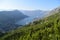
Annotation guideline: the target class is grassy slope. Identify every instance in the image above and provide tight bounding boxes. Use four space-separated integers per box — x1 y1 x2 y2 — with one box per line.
0 11 60 40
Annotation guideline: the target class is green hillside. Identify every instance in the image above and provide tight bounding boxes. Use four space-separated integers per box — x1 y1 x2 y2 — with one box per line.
0 8 60 40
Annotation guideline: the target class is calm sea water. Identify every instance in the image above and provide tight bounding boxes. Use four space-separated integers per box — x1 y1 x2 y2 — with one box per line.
16 15 44 25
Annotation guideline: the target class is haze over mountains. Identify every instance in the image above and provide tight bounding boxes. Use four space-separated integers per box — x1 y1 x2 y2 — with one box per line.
21 10 48 18
0 9 48 32
16 10 48 25
0 6 60 32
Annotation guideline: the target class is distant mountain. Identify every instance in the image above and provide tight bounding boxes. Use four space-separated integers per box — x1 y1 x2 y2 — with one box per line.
21 10 48 18
0 10 28 32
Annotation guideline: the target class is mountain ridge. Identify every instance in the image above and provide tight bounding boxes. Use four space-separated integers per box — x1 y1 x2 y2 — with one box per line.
0 10 28 32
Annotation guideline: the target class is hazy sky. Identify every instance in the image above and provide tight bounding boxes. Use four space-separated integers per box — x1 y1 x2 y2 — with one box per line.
0 0 60 11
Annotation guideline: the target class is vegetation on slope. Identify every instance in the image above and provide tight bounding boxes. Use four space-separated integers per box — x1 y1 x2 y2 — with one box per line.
0 8 60 40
